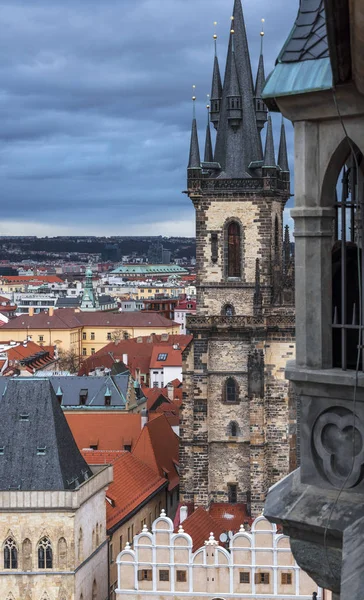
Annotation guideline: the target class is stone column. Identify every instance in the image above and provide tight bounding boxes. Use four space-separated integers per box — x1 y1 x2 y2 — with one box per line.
292 120 335 369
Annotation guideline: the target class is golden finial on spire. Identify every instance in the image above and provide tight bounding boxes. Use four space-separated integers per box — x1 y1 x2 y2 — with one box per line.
213 21 217 40
230 15 235 34
206 94 210 110
260 18 265 53
192 84 196 102
260 18 265 36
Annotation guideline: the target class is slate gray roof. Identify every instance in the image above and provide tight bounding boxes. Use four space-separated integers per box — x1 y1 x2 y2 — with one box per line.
213 0 262 177
50 373 128 408
278 0 329 63
263 115 276 167
0 379 93 491
56 296 81 308
278 120 289 171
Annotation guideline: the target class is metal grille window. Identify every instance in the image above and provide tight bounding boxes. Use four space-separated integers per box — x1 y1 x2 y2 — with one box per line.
227 221 241 278
332 152 363 369
240 571 250 584
159 569 170 581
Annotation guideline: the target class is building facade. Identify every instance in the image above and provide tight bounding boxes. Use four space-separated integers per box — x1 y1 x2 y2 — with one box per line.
116 513 321 599
0 378 112 600
181 0 295 517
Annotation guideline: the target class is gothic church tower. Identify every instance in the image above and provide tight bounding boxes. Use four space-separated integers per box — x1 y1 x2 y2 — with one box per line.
181 0 295 517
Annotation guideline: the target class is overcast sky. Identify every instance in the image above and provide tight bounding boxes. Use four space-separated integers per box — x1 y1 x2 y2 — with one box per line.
0 0 298 237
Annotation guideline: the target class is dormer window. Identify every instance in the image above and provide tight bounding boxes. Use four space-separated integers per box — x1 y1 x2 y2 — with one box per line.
19 414 29 422
157 353 168 361
37 446 47 456
79 389 88 405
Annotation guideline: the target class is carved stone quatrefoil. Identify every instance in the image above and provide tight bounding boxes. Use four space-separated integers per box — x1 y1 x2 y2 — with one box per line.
312 409 364 488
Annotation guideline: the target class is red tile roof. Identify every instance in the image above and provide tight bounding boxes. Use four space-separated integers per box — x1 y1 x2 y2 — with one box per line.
79 334 192 377
149 345 183 369
179 507 225 552
133 414 179 491
65 413 142 451
142 387 170 411
176 503 250 552
0 275 63 283
83 449 167 530
2 309 180 331
208 503 250 533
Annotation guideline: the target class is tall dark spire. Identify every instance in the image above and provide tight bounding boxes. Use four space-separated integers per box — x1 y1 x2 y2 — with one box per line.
214 0 262 177
204 104 213 163
210 55 223 130
278 118 289 172
254 23 268 135
263 115 276 168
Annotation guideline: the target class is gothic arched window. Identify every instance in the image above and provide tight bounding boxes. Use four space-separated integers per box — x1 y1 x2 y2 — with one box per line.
92 580 97 600
224 378 238 404
4 537 17 569
227 221 241 278
230 421 238 437
38 537 52 569
222 304 234 317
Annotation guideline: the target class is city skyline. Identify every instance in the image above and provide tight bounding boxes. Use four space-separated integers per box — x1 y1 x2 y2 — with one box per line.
1 0 298 236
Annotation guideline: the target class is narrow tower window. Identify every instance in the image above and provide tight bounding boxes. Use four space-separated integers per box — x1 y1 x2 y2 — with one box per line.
224 377 238 403
227 221 241 278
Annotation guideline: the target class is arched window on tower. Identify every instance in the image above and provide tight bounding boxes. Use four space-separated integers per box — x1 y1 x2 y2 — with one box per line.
4 537 17 569
332 148 363 369
227 221 241 278
229 421 239 437
224 377 238 404
38 537 52 569
222 304 234 317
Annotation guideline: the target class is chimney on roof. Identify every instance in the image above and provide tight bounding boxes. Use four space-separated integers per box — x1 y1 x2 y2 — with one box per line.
180 505 188 524
49 306 54 317
167 383 174 401
28 307 34 317
122 353 128 366
141 408 148 429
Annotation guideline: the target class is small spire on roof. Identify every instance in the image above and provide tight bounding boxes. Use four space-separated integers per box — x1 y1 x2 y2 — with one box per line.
142 524 148 533
160 508 166 517
210 23 223 131
204 96 213 163
188 87 201 170
239 524 245 532
263 115 276 168
278 117 289 172
178 524 185 533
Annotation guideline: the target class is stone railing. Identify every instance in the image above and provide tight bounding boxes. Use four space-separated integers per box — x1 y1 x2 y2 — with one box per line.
186 314 295 329
187 177 290 195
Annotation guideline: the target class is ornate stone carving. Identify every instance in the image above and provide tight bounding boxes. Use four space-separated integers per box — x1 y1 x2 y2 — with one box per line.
248 349 264 397
312 408 364 488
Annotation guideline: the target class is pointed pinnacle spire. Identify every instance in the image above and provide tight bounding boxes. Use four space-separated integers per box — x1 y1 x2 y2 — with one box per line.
211 56 223 102
204 102 213 163
255 53 265 99
188 116 201 169
263 115 276 167
278 118 289 172
226 34 241 98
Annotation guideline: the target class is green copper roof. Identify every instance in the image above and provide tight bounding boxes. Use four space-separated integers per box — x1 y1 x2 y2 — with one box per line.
111 264 189 275
262 57 332 99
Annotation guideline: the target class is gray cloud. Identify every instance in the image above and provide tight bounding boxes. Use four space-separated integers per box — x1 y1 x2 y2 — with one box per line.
0 0 298 235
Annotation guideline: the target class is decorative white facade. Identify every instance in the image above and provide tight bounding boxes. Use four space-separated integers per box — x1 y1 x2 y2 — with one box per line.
116 512 322 599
